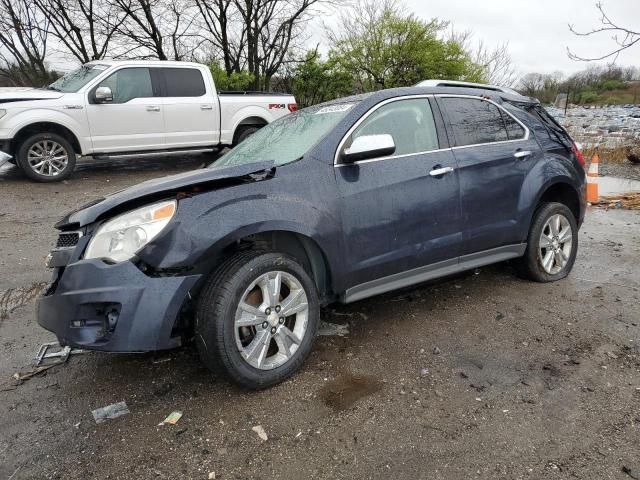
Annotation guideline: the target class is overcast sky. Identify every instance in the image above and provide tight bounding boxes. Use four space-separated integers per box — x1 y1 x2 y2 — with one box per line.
317 0 640 77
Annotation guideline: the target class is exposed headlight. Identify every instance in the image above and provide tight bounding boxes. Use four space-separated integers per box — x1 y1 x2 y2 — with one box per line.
0 109 6 120
84 200 176 263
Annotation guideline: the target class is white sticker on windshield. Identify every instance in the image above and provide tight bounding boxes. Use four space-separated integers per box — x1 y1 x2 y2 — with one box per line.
316 104 355 115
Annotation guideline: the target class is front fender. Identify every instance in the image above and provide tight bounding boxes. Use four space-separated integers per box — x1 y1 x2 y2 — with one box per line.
138 182 343 288
5 108 90 153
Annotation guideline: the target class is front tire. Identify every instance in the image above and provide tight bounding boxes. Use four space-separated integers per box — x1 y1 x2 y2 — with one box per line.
516 202 578 282
16 133 76 182
195 250 320 389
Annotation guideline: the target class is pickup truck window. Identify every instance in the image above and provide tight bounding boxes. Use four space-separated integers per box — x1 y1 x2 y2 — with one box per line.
214 103 355 168
162 68 206 97
97 68 154 104
349 99 439 156
48 64 108 93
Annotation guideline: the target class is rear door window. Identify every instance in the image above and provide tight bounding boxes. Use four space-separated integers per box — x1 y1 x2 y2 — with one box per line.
501 111 526 140
440 97 511 147
348 98 439 157
162 68 206 97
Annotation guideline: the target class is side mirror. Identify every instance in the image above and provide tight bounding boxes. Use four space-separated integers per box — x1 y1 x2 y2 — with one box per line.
341 134 396 163
95 86 113 103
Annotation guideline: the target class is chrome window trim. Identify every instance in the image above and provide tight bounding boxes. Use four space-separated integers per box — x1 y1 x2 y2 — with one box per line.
333 94 441 166
435 94 530 149
333 93 531 167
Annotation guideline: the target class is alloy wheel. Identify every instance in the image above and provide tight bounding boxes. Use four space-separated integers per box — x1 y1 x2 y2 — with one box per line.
27 140 69 177
234 270 309 370
538 213 573 275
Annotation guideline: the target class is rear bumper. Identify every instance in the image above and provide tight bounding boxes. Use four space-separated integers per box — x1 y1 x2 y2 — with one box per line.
36 259 201 352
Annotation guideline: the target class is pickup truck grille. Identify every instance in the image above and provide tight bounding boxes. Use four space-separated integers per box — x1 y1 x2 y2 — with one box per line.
56 231 82 248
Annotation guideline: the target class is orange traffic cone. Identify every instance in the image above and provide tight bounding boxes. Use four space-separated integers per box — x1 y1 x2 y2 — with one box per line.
586 153 599 203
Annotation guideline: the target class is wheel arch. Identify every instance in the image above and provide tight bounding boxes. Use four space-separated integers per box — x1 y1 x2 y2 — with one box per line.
536 182 582 223
232 115 268 143
204 229 335 304
11 121 83 156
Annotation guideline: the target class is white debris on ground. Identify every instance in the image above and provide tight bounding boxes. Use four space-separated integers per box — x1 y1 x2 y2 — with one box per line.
252 425 268 441
318 321 350 337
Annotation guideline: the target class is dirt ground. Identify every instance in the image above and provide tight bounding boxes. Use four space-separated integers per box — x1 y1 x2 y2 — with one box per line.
1 157 639 480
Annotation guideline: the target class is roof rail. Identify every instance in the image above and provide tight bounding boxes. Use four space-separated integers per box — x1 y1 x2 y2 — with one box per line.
416 79 521 97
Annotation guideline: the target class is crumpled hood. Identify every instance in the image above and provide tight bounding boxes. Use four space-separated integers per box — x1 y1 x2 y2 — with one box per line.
0 87 64 103
56 160 275 229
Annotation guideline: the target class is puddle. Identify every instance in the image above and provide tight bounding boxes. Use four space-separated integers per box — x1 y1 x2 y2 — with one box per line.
598 176 640 196
0 283 47 320
320 374 382 411
318 321 350 337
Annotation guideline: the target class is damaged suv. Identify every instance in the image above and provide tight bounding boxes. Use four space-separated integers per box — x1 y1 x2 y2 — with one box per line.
37 84 586 389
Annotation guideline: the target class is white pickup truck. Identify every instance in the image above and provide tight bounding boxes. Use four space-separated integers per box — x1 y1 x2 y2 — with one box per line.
0 60 297 182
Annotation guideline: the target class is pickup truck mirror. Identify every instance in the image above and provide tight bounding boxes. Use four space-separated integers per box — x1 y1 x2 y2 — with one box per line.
95 86 113 103
341 134 396 163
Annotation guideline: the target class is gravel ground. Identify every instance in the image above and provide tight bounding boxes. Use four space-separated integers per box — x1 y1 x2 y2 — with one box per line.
1 157 639 480
599 159 640 181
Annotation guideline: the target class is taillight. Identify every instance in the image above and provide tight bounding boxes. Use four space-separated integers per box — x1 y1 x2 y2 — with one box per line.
572 142 585 168
287 103 298 113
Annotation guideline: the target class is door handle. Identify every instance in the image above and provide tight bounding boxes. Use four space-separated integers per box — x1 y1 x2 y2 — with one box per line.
200 105 213 110
146 106 161 112
514 150 532 159
429 166 454 177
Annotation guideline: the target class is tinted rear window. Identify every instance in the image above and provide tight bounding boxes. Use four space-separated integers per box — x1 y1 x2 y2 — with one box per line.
441 97 509 146
162 68 206 97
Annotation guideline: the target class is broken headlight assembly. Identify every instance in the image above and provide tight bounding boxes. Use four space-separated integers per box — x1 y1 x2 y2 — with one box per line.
84 200 176 263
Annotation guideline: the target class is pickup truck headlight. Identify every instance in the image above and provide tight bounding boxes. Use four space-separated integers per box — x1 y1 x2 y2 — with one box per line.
0 109 6 120
84 200 176 263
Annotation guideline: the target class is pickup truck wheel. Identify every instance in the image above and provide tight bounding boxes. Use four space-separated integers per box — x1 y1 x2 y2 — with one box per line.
233 126 259 146
16 133 76 182
516 202 578 282
195 250 319 389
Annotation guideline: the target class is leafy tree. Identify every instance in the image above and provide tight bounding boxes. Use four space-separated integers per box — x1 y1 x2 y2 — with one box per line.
286 50 354 107
209 63 255 91
327 0 480 92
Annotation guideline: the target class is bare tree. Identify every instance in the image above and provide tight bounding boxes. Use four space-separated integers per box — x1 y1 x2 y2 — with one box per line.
112 0 202 60
33 0 128 63
450 30 518 87
235 0 324 90
471 41 518 87
0 0 57 86
194 0 245 74
568 1 640 62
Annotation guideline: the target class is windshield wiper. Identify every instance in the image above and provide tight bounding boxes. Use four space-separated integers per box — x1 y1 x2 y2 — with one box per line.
47 86 61 91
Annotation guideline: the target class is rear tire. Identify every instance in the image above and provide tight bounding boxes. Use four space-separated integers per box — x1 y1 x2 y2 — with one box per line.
233 126 260 146
516 202 578 282
16 132 76 182
195 250 319 389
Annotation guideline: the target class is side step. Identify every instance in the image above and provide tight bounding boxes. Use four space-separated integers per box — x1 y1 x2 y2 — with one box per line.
91 147 219 160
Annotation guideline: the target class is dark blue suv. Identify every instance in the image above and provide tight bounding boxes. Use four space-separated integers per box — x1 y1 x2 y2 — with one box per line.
37 85 586 388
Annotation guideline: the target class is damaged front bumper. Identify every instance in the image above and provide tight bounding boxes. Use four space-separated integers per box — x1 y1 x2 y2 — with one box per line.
36 259 201 352
0 149 12 168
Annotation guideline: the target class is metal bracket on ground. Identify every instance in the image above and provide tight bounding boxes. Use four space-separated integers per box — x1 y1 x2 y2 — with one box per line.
34 342 87 366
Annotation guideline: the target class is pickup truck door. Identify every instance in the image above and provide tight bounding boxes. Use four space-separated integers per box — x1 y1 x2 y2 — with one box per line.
336 97 462 295
86 67 165 152
436 96 540 255
159 67 221 148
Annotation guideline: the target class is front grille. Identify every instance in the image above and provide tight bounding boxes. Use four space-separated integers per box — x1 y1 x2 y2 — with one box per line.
56 232 81 248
